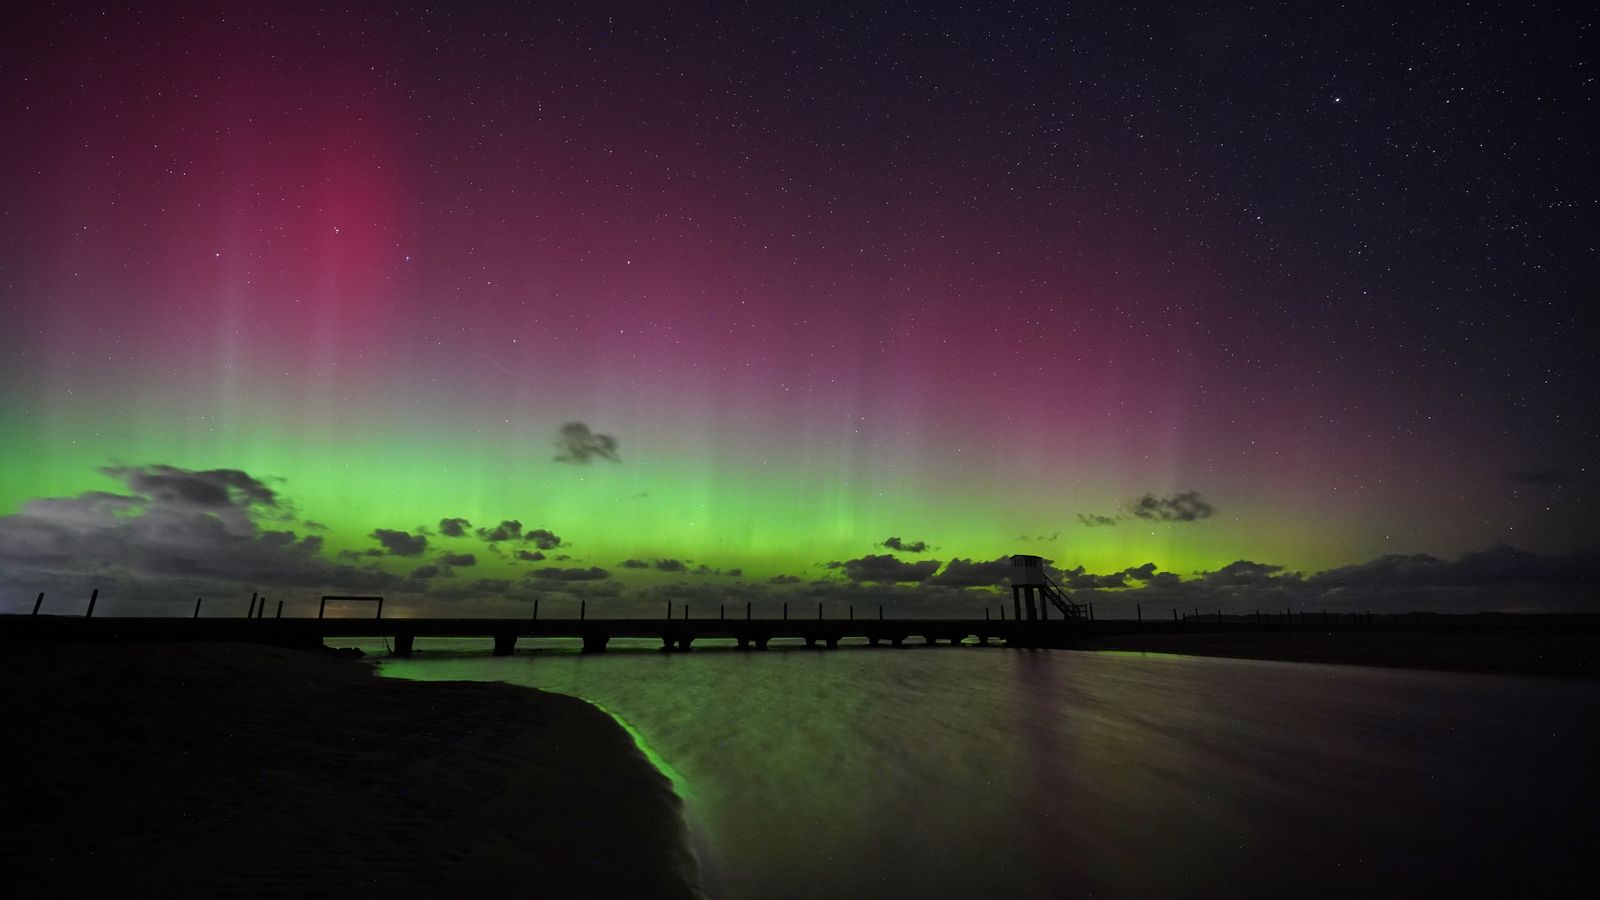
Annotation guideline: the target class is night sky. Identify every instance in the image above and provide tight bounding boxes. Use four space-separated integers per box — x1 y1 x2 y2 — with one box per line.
2 2 1594 614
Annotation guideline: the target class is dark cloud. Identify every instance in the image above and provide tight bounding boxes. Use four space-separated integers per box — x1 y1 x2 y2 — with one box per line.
882 536 929 553
553 422 621 464
101 464 277 509
1066 545 1600 613
618 559 650 569
477 519 522 542
831 554 940 584
1016 531 1061 542
530 566 611 581
515 549 546 562
370 528 427 557
1130 491 1215 523
1077 514 1119 527
653 558 687 572
691 564 742 577
1123 562 1159 581
524 528 561 550
439 552 477 567
438 517 471 537
927 557 1013 587
1506 467 1580 486
302 520 329 532
1200 560 1285 587
0 465 401 602
1060 566 1128 589
769 575 803 584
408 564 444 580
1307 544 1593 589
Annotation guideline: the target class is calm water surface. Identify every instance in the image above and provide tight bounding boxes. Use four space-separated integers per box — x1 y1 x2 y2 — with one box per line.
375 640 1599 898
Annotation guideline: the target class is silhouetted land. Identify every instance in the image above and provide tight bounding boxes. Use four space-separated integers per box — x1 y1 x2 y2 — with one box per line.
0 643 699 898
1075 614 1600 678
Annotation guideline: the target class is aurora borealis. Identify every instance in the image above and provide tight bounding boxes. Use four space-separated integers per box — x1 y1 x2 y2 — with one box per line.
2 2 1594 614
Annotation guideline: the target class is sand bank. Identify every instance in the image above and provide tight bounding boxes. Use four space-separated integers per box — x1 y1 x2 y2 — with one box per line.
0 642 700 898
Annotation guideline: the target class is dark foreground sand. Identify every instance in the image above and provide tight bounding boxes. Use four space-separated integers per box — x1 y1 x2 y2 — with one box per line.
0 642 700 898
1076 630 1599 678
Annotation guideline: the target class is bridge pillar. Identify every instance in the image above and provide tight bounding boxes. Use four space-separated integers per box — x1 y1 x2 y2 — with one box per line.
736 635 751 650
676 635 694 652
754 635 770 650
660 634 676 652
825 636 840 649
581 632 609 654
804 634 819 648
493 633 516 656
392 633 415 658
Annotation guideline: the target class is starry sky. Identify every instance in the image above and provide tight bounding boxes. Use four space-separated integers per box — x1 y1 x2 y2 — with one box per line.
1 1 1594 614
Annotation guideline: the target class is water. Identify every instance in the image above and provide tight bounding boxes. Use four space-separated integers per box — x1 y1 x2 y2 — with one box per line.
374 639 1600 898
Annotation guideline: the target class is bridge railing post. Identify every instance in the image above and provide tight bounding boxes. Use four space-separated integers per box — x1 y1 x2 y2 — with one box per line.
33 592 44 616
85 589 99 619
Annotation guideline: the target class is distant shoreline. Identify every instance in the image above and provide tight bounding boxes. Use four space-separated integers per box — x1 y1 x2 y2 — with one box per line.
0 642 701 898
1073 630 1599 678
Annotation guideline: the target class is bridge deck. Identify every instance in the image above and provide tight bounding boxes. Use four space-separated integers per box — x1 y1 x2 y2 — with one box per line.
1 612 1399 655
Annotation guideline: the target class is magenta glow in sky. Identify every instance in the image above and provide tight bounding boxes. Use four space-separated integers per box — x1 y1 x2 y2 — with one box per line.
1 2 1594 613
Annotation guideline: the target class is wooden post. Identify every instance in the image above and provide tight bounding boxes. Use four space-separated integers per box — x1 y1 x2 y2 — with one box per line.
247 593 257 618
985 608 990 621
783 602 788 620
685 604 690 620
259 597 267 619
1000 606 1006 621
1090 603 1095 621
849 605 854 620
534 598 540 620
194 597 202 618
1136 603 1142 622
878 605 884 621
1173 608 1178 621
720 603 725 620
667 601 672 620
375 597 382 619
85 588 99 618
818 602 822 620
581 600 586 620
276 600 283 618
32 592 44 616
318 596 327 618
746 601 752 620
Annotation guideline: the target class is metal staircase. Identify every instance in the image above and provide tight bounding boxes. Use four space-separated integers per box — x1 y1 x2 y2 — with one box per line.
1040 573 1086 619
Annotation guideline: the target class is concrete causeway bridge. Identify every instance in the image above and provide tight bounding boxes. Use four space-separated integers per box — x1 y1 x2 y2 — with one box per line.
2 609 1084 655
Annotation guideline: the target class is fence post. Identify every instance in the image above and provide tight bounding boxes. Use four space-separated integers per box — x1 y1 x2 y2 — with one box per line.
747 601 752 620
32 592 44 616
1136 603 1141 622
276 600 283 618
194 597 202 618
581 600 586 620
85 589 99 618
783 602 788 620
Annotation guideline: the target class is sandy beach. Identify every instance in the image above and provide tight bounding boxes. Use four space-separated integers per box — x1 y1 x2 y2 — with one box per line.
0 642 700 898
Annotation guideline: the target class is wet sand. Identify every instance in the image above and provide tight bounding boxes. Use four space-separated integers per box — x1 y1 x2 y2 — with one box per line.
1076 629 1600 678
0 642 700 898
